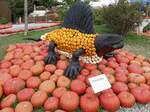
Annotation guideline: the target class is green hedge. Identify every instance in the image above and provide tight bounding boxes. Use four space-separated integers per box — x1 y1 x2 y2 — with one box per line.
0 17 8 24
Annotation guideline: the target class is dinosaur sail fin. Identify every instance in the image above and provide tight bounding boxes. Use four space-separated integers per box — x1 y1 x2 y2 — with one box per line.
62 1 95 34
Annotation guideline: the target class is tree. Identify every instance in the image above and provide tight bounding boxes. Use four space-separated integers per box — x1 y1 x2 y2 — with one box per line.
39 0 62 9
100 0 142 36
63 0 98 6
7 0 33 23
24 0 28 36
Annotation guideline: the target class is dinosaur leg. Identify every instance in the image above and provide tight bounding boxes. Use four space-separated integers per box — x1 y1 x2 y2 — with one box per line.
64 48 84 79
104 51 117 59
44 41 58 64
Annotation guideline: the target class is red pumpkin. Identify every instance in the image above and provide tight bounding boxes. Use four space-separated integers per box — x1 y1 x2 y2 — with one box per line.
7 45 16 52
112 82 129 94
30 64 44 75
18 70 32 81
15 101 33 112
57 76 71 88
17 88 34 101
22 55 31 61
0 72 12 85
77 75 86 82
9 65 21 77
56 60 68 70
21 60 34 70
70 79 86 95
120 63 128 68
143 72 150 81
1 94 16 108
102 67 115 75
0 107 14 112
128 83 137 90
52 87 67 98
40 72 51 81
0 84 3 98
115 73 128 83
106 75 116 84
50 74 59 82
140 83 150 90
131 86 150 104
5 50 14 59
11 59 23 65
60 91 79 111
4 78 25 95
99 59 108 65
34 55 44 61
39 80 56 93
80 94 99 112
98 64 106 71
116 55 129 64
108 61 119 69
128 64 144 74
99 92 120 112
45 64 56 73
31 90 48 107
54 69 64 76
115 67 128 75
1 61 12 69
128 73 146 84
26 77 41 89
80 69 90 76
55 109 66 112
118 91 135 108
90 69 101 75
84 64 97 71
44 97 59 111
85 87 94 94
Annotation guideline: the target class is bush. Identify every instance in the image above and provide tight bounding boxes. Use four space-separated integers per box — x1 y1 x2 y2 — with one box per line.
56 6 68 21
143 23 150 32
93 8 103 25
100 0 142 35
0 18 8 24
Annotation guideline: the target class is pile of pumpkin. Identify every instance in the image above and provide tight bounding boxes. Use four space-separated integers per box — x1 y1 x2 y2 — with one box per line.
0 41 150 112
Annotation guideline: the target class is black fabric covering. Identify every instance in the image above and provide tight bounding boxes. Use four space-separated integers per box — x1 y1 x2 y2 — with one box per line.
62 1 95 34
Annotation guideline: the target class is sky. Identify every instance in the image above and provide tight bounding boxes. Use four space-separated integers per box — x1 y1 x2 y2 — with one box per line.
90 0 119 7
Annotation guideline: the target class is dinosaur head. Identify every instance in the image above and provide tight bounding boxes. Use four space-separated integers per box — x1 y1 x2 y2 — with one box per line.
95 34 124 57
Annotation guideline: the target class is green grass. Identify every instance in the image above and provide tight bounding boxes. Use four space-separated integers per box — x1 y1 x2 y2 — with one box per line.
0 25 150 60
95 25 150 57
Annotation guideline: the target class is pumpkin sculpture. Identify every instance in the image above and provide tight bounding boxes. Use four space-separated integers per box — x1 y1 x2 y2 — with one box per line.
29 1 124 79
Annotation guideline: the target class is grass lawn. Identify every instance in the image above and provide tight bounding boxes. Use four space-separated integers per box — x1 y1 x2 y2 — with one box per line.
0 25 150 60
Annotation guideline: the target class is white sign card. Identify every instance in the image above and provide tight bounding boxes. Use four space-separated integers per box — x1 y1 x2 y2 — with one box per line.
89 74 111 93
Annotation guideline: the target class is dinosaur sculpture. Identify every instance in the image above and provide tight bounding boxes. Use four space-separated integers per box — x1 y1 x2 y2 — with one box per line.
33 1 124 79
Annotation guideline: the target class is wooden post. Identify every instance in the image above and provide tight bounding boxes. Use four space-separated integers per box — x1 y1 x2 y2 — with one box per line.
24 0 28 36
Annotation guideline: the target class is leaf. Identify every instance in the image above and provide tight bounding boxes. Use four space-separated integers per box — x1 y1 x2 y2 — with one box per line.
12 100 19 109
76 108 82 112
98 107 105 112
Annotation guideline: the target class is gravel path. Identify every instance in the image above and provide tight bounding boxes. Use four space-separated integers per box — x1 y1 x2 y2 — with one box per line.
117 103 150 112
0 23 59 32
